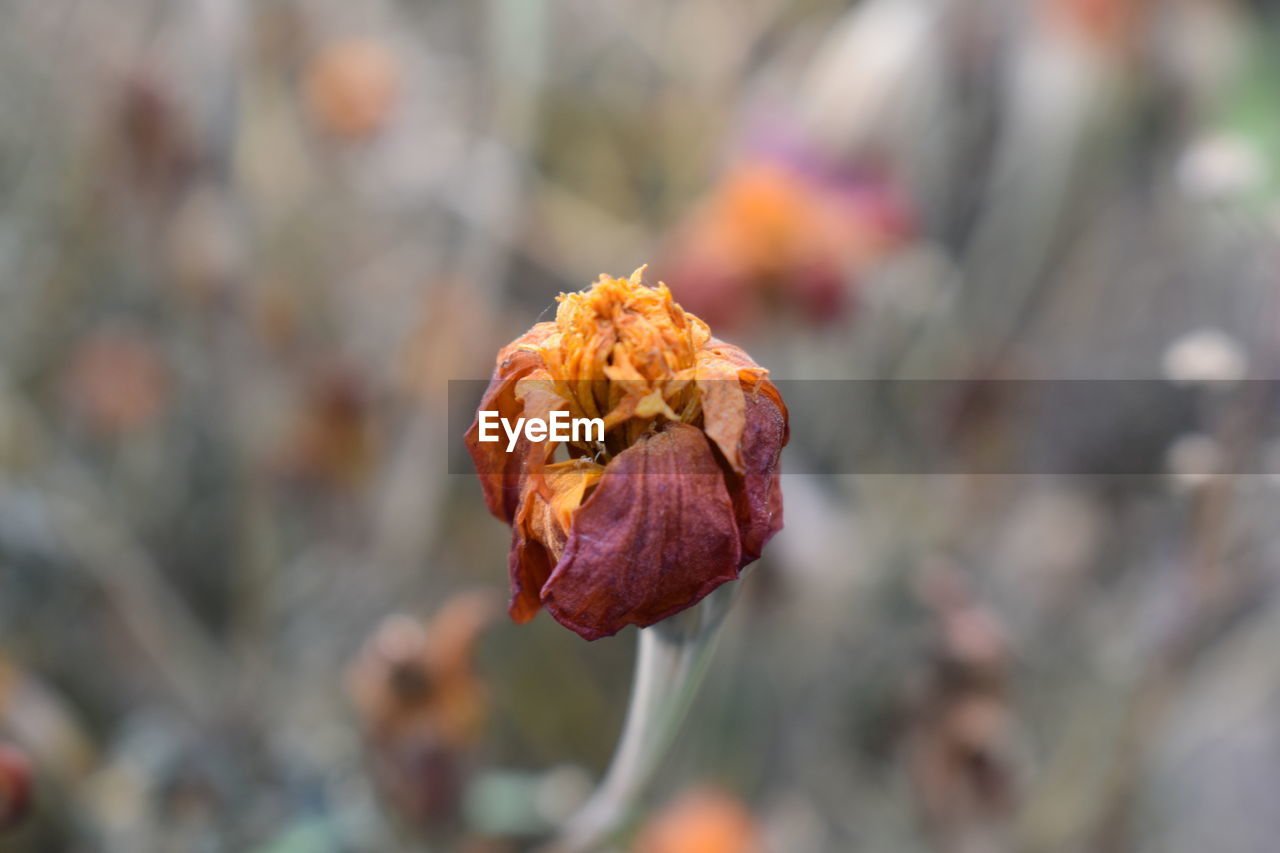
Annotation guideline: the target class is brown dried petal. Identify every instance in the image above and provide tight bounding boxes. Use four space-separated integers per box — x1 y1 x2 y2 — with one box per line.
695 349 747 473
464 323 555 521
508 494 556 623
541 423 741 640
705 338 789 435
508 457 603 623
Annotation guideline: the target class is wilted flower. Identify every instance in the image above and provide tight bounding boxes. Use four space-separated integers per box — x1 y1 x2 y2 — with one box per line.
466 269 789 640
346 593 495 827
659 158 911 332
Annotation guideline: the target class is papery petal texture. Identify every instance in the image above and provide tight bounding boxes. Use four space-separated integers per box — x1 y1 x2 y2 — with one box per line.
731 391 787 565
540 424 742 640
466 271 788 639
465 322 556 522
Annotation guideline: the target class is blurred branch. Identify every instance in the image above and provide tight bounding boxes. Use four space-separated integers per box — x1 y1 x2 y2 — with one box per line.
0 377 230 721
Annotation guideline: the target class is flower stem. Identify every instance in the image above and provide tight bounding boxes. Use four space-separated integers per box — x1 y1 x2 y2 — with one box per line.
549 586 734 852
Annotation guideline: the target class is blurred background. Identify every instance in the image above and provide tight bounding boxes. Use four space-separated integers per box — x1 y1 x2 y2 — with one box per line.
2 0 1280 850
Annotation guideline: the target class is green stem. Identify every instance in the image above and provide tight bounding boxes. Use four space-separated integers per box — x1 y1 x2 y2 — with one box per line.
549 586 733 852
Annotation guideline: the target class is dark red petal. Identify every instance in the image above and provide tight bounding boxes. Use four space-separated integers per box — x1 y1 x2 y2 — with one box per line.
540 423 742 640
730 391 787 566
507 490 556 623
464 325 554 522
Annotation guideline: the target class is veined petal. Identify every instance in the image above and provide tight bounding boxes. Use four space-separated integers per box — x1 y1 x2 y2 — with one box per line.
532 460 606 559
729 392 787 566
706 338 783 440
507 459 604 622
703 338 788 431
541 423 741 640
695 349 748 473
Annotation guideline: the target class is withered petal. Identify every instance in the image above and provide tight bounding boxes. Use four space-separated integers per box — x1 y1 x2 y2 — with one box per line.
540 423 742 640
528 460 606 560
729 391 787 566
508 489 556 623
515 372 577 496
464 323 555 522
508 460 604 623
514 373 574 423
705 338 790 440
695 349 747 473
702 337 764 373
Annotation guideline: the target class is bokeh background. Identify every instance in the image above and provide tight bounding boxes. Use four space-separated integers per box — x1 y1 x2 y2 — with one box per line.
2 0 1280 851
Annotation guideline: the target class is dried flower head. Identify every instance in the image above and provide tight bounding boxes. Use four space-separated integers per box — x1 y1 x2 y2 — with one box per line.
466 268 788 640
345 593 495 827
346 593 495 747
661 160 912 331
